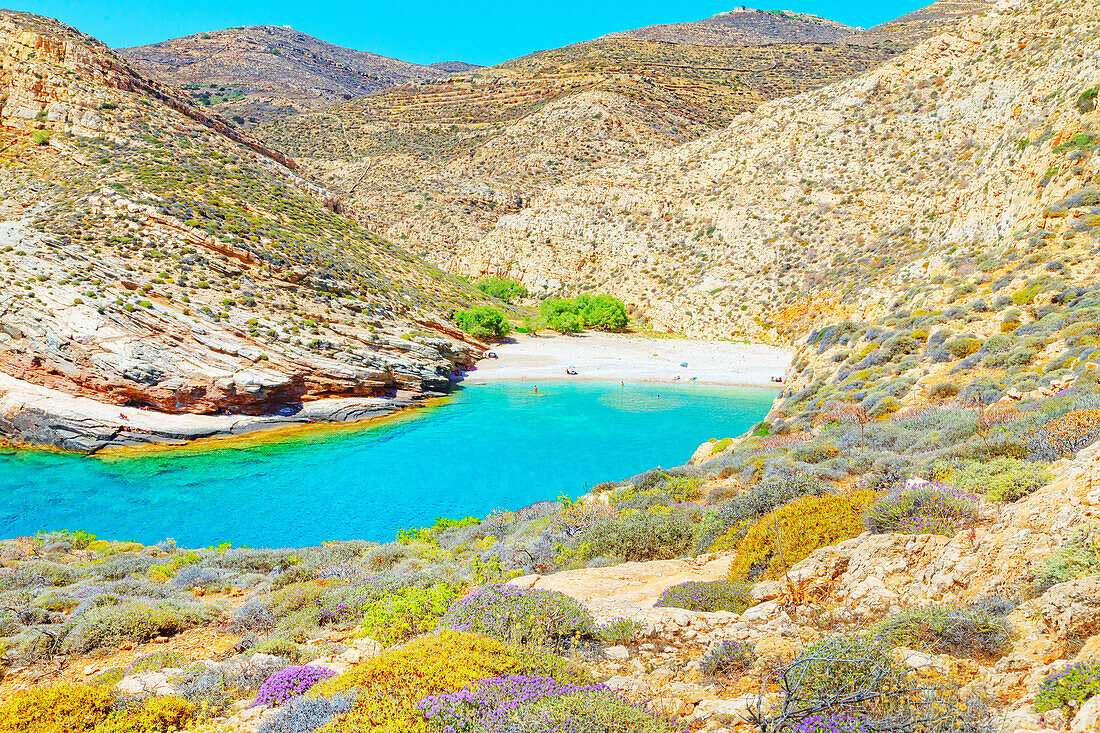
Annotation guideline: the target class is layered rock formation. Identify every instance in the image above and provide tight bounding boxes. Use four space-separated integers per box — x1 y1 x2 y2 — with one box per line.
0 10 488 451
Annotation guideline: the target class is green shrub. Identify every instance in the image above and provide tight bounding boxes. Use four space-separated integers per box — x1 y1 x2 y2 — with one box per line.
1035 661 1100 712
792 634 894 700
0 685 113 733
868 396 901 418
1077 86 1100 114
37 529 97 549
102 696 195 733
360 583 460 644
721 491 874 581
596 618 643 645
33 592 81 612
952 457 1052 502
31 130 51 146
539 298 584 334
790 443 840 463
454 306 511 341
578 509 695 562
271 564 317 590
760 633 990 733
710 438 735 454
654 579 751 613
575 293 628 331
62 599 220 653
1031 521 1100 594
126 650 188 673
254 637 303 661
873 604 1012 658
442 584 597 645
699 639 755 676
538 294 628 333
514 690 679 732
929 382 960 399
946 337 982 358
475 277 528 304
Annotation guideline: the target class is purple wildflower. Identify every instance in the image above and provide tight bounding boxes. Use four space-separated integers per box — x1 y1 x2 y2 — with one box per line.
251 665 335 708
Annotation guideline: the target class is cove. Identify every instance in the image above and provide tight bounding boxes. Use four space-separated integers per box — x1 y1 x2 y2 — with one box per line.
0 381 775 547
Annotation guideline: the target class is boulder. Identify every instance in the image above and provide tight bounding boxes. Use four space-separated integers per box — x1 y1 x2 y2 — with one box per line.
605 645 631 661
1071 695 1100 733
1039 577 1100 644
117 671 178 696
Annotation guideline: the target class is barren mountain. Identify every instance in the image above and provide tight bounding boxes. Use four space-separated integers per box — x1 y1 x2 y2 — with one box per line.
120 25 443 124
261 38 896 265
0 10 488 451
457 0 1100 346
602 7 859 46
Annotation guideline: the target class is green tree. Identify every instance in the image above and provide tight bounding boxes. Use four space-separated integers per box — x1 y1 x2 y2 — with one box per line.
475 277 528 304
576 293 628 331
454 306 511 341
538 298 583 333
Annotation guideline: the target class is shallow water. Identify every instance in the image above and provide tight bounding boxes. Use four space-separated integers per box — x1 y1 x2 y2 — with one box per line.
0 381 774 547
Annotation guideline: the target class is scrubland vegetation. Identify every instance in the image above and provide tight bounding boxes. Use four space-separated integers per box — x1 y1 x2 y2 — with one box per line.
5 342 1099 730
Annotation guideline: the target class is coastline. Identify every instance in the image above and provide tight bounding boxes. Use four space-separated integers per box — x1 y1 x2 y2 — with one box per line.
469 332 792 388
0 334 791 454
0 371 432 455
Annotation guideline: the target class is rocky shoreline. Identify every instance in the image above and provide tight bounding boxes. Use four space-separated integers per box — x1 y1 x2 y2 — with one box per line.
0 371 440 454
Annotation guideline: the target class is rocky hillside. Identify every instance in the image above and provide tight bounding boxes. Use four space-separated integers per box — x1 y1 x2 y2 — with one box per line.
602 7 859 46
456 0 1100 345
261 39 896 266
854 0 995 48
0 10 489 452
120 25 443 124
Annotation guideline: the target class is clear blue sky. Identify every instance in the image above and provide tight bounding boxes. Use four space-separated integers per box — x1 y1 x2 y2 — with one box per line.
9 0 927 66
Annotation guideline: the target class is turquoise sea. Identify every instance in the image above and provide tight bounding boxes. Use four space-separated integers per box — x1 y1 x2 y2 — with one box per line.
0 381 774 548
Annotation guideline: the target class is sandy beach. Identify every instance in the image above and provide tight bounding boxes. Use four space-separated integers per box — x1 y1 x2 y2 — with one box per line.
468 333 792 387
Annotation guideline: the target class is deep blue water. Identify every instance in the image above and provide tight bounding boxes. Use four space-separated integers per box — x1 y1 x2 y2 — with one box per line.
0 381 774 548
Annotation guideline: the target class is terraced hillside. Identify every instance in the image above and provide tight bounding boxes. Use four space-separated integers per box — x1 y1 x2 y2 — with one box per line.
261 39 897 264
0 10 489 451
120 25 444 124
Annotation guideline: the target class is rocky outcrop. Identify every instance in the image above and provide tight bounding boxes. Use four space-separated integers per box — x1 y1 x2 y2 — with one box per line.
0 11 295 168
0 370 425 453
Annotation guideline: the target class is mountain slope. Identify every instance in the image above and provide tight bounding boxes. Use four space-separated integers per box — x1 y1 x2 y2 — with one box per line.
120 25 443 124
456 0 1100 346
854 0 995 47
260 38 896 265
0 10 487 451
602 7 859 46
